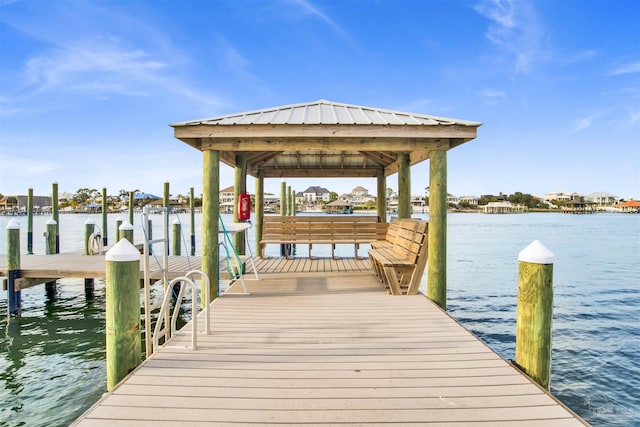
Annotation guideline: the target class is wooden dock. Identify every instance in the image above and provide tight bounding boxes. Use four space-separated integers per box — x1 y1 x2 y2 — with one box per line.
71 270 586 426
0 253 203 290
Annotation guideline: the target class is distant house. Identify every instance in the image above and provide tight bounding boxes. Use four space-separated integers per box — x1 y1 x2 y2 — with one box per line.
585 192 617 206
544 191 578 202
347 186 375 207
562 194 596 213
1 195 52 213
219 186 235 205
615 199 640 213
481 201 526 214
302 186 331 203
459 195 479 206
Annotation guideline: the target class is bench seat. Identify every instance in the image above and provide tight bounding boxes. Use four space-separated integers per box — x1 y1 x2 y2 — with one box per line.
368 218 428 295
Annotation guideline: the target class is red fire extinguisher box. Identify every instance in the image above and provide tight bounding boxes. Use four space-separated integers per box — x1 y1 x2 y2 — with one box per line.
238 193 251 220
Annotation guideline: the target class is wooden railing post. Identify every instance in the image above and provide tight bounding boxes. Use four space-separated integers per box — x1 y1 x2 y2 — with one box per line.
516 240 554 390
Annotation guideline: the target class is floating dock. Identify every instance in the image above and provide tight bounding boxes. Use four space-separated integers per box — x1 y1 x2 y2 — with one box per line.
69 268 586 426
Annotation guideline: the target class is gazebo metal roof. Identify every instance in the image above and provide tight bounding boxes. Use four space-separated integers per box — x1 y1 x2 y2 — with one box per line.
171 99 481 178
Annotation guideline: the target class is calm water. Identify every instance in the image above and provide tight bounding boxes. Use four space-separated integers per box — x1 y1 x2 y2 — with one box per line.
0 212 638 426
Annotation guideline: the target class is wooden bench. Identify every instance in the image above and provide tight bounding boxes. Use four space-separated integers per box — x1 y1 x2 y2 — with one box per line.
368 218 428 295
370 216 399 250
260 216 388 259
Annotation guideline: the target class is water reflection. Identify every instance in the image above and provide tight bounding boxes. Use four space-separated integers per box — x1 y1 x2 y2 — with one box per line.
0 280 106 427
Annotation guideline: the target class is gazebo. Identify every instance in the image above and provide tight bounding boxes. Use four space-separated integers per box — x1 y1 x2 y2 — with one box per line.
171 99 481 308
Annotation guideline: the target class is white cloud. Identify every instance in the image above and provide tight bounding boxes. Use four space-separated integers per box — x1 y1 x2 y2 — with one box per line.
474 0 545 74
480 88 506 105
574 112 602 132
287 0 357 47
610 61 640 76
20 38 166 97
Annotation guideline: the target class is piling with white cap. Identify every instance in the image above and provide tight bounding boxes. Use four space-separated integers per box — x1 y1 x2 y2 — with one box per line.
105 239 141 391
119 221 134 244
516 240 554 390
6 220 21 317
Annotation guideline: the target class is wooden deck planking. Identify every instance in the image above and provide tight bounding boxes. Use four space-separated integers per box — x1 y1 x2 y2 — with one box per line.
0 254 203 290
72 272 585 426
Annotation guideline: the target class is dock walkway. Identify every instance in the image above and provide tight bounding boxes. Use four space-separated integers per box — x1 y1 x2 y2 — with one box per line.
0 253 202 290
72 270 585 426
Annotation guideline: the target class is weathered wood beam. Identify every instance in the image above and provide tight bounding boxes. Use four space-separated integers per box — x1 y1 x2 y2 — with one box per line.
175 124 478 140
197 137 455 152
258 168 381 178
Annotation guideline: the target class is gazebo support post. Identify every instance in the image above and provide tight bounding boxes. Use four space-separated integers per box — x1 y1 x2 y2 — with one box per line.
254 175 264 256
377 170 386 222
233 153 247 254
202 150 220 301
427 149 447 309
398 153 411 218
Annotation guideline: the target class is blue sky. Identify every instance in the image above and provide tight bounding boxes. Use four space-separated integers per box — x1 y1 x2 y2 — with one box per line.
1 0 639 200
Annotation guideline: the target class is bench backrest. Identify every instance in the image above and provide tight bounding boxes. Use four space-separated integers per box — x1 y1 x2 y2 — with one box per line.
394 218 428 295
262 215 387 242
391 219 428 262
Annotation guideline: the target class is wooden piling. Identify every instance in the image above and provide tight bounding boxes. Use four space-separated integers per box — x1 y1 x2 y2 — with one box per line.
45 218 57 294
147 218 153 254
164 182 170 256
120 222 134 244
102 187 108 247
84 219 96 256
427 149 447 310
52 182 59 253
377 170 386 222
398 152 411 218
115 217 123 242
280 181 287 256
234 153 247 255
516 240 554 390
254 176 264 256
45 219 57 255
84 219 95 296
172 219 181 256
6 219 21 318
190 187 196 256
105 239 142 391
27 188 34 254
128 191 134 225
201 151 219 301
